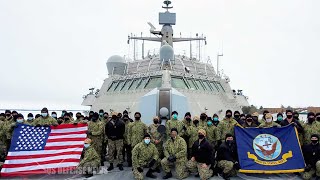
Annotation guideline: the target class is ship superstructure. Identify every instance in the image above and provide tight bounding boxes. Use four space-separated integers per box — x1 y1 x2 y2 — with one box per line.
82 1 249 124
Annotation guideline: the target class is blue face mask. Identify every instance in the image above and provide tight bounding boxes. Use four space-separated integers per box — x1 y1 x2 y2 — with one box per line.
17 119 24 123
51 114 57 118
27 117 33 121
41 113 48 117
61 113 65 117
207 121 213 126
99 113 103 117
172 114 178 120
144 139 150 144
277 116 283 121
213 117 219 121
84 144 90 148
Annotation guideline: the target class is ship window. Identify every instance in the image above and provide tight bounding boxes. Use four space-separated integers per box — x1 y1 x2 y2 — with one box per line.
209 82 218 91
114 81 125 91
121 79 133 91
136 78 148 89
128 79 140 90
186 79 197 90
145 77 162 89
203 81 213 91
171 77 189 89
107 81 119 92
217 82 225 92
195 80 205 91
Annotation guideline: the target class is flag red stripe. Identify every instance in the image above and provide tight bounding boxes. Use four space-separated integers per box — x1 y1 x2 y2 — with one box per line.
46 138 86 143
44 145 84 150
0 166 77 177
50 123 87 129
49 130 87 136
5 151 82 160
2 159 80 168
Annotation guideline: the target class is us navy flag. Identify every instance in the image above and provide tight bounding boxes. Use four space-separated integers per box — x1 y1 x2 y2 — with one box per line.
235 124 305 173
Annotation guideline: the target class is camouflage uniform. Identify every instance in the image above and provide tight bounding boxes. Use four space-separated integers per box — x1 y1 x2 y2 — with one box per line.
3 117 15 150
217 160 237 176
302 163 320 180
185 125 201 150
78 146 100 174
181 119 192 129
0 119 5 161
165 119 185 139
87 121 104 159
123 120 132 165
148 124 164 158
128 120 147 147
199 120 207 128
186 160 213 180
24 120 34 125
258 122 280 128
204 124 219 146
132 141 160 180
217 118 238 140
108 139 123 164
161 135 188 179
31 116 58 126
303 121 320 145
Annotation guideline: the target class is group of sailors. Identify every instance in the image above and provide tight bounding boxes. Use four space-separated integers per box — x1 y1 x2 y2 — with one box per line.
0 108 320 180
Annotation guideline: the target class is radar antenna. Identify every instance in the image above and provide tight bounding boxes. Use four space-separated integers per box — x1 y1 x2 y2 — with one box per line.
162 0 173 11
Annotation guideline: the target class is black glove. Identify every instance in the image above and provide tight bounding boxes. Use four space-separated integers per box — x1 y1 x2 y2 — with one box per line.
87 131 92 135
43 124 49 127
168 155 176 162
273 125 278 128
137 167 143 173
73 122 78 125
305 164 312 172
182 125 187 131
35 124 41 127
233 162 240 170
148 159 156 168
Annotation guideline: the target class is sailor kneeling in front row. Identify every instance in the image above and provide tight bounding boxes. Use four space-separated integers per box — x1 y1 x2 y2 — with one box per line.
302 134 320 180
132 133 159 180
77 138 100 178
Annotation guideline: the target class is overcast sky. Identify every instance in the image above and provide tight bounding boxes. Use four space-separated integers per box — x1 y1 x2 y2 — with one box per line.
0 0 319 110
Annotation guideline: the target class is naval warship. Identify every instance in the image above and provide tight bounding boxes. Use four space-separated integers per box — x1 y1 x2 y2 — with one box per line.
81 0 249 124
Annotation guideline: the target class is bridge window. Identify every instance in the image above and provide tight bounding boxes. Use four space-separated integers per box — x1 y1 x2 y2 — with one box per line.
171 77 189 89
145 77 162 89
209 82 218 91
107 81 119 92
195 80 205 91
186 79 197 90
216 82 225 92
121 79 133 91
128 79 140 90
203 81 213 91
136 78 148 89
114 81 125 91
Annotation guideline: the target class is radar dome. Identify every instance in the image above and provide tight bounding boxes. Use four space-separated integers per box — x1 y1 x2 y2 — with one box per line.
106 55 127 75
160 44 174 62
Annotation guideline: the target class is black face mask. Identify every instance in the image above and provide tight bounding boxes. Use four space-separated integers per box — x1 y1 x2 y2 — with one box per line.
308 118 315 123
92 117 98 122
198 134 205 139
186 117 191 122
226 114 232 118
226 140 234 146
58 120 63 124
311 140 318 145
246 119 253 123
123 114 128 117
294 116 299 119
104 116 108 119
135 117 140 120
64 118 70 121
5 114 10 117
234 115 240 119
252 117 258 121
112 115 117 119
153 120 159 124
287 115 293 119
194 120 199 125
200 116 206 120
123 118 128 121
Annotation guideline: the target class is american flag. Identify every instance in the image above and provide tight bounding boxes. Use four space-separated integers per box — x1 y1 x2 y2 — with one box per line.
1 123 88 177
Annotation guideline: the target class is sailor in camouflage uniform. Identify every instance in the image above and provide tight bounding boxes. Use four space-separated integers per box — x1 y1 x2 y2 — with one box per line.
185 116 202 159
199 113 208 128
148 116 164 159
122 110 133 167
161 128 188 179
165 111 185 139
204 117 219 151
78 138 100 178
3 110 14 153
32 108 58 126
132 134 159 180
0 113 5 162
217 110 239 141
87 112 104 165
303 112 320 145
127 112 147 148
258 113 280 128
